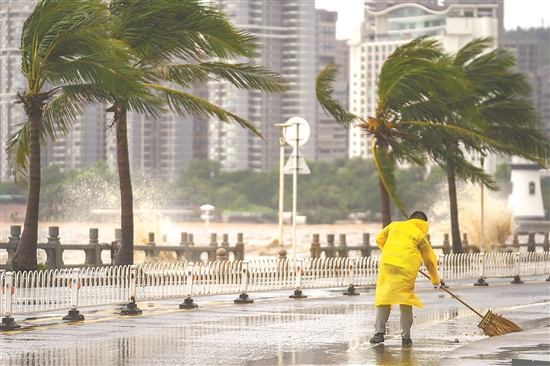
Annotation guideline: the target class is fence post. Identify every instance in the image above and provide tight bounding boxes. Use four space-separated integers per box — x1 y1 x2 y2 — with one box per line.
179 232 188 261
527 232 536 252
339 234 348 257
290 258 307 298
147 232 156 258
510 252 524 284
179 262 198 309
362 233 371 257
6 226 21 267
235 261 253 303
209 233 218 262
63 268 84 321
235 233 244 261
121 265 143 315
443 234 451 255
474 253 489 286
543 232 549 252
0 272 21 330
343 258 360 295
513 233 520 251
46 226 63 269
221 234 230 247
327 234 335 257
311 234 320 258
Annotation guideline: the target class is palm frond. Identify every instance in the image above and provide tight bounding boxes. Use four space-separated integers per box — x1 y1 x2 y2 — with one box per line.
315 63 362 128
150 84 263 138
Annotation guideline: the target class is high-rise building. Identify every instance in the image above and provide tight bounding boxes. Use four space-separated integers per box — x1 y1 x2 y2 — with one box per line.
348 0 501 161
207 0 317 171
0 1 35 181
316 9 350 162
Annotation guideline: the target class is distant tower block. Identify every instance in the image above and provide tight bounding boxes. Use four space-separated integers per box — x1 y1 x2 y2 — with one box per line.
508 157 545 220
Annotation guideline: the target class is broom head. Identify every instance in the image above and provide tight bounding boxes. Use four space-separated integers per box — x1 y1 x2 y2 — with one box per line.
478 310 523 336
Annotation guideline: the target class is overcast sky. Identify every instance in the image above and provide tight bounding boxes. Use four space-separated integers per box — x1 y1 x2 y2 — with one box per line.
315 0 550 39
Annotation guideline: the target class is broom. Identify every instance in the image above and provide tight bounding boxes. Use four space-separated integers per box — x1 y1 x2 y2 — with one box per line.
419 270 523 336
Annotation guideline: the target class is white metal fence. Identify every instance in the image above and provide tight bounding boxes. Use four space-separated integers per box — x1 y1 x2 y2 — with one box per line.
2 252 549 319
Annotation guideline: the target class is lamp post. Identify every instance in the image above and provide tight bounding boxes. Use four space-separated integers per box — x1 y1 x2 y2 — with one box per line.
479 155 485 253
275 123 291 250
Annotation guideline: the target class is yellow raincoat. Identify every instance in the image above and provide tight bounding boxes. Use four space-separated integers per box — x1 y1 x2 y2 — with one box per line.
374 219 440 308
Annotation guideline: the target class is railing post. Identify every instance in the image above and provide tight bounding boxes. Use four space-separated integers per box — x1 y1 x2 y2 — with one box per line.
527 232 536 252
121 264 142 315
46 226 63 269
343 258 359 295
310 233 320 258
543 232 549 252
209 233 218 261
179 232 188 261
235 233 244 261
511 252 524 284
147 232 156 258
290 259 307 298
235 261 253 303
221 233 230 247
86 228 102 267
6 226 21 268
339 234 348 257
63 269 84 321
443 233 451 255
362 233 371 257
0 272 21 330
327 234 335 257
513 233 520 251
474 253 488 286
179 262 197 309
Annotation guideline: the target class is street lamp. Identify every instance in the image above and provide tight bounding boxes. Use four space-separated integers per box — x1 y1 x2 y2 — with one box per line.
274 123 291 250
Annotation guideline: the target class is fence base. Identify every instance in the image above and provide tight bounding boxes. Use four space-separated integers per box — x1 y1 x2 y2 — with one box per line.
234 292 254 304
511 276 524 284
289 289 307 299
179 297 198 309
474 277 489 286
120 301 143 315
0 317 21 331
343 286 360 296
63 309 84 321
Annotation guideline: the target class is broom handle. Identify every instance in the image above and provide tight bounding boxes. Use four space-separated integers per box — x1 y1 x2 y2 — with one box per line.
419 270 484 318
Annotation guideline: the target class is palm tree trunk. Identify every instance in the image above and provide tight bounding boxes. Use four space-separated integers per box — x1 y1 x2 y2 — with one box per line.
379 176 392 227
12 100 42 271
446 162 463 254
113 105 134 265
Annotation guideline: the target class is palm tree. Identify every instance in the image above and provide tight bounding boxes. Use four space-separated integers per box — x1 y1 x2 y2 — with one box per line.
7 0 151 271
354 37 465 227
107 0 288 265
427 38 550 253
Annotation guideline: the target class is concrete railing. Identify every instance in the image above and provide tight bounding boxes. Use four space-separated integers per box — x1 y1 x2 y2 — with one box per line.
0 226 244 270
2 226 548 270
309 232 550 258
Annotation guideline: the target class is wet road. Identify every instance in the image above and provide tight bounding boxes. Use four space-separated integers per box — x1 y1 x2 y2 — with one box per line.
1 276 549 365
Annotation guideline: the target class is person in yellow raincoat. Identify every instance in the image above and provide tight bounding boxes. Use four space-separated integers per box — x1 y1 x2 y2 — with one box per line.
369 211 441 348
